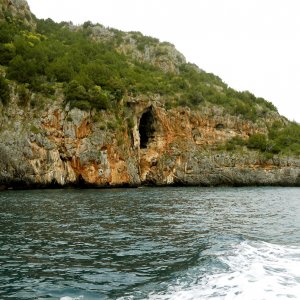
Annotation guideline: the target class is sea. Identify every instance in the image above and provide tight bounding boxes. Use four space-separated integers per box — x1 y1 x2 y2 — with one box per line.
0 187 299 299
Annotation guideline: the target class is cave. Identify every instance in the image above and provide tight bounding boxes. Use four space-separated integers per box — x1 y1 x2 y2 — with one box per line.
139 109 156 149
215 123 225 130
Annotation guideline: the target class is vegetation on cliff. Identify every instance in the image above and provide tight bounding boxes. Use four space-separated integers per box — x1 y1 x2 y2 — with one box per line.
0 0 299 158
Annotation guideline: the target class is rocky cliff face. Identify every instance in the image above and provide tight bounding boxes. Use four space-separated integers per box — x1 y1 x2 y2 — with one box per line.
0 0 35 28
0 1 299 189
1 89 299 189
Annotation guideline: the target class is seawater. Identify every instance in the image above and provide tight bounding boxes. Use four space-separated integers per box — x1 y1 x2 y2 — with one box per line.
0 187 299 300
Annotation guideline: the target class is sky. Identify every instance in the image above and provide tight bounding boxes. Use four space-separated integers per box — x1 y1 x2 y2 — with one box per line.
27 0 300 122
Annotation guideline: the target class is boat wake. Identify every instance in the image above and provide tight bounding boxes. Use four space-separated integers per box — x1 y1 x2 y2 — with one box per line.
148 240 300 300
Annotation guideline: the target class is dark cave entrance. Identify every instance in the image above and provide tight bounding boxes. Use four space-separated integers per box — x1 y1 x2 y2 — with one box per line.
139 109 156 149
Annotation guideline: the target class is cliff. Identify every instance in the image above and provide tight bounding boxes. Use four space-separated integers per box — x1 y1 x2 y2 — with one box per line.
1 90 299 188
0 0 34 28
0 1 299 189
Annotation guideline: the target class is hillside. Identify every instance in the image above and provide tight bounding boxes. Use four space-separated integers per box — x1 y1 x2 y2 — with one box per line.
0 0 299 188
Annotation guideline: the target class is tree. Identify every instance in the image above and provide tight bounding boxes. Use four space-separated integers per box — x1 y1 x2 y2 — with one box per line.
65 80 91 110
0 23 17 43
46 56 75 82
7 55 38 83
0 43 16 65
65 80 88 101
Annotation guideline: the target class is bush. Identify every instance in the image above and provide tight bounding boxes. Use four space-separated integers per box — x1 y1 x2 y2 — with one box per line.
266 121 300 156
70 100 91 110
107 121 117 130
46 56 75 82
18 84 31 106
0 76 10 105
0 16 286 121
65 81 111 111
187 89 204 106
273 123 300 154
225 136 246 151
7 55 38 83
247 133 267 151
88 86 109 110
65 80 87 102
0 43 16 64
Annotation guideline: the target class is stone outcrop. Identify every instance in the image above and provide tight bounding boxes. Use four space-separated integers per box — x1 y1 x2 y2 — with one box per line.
86 25 186 74
0 91 299 189
0 0 35 28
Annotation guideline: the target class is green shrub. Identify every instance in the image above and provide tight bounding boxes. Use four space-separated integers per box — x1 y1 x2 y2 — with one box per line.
0 76 10 105
178 98 188 107
30 124 41 134
225 136 246 151
88 86 109 110
127 117 134 129
187 89 204 106
18 84 31 106
247 133 267 151
7 55 37 83
0 16 286 122
107 121 117 130
265 121 300 156
70 100 91 110
65 80 88 102
65 81 110 111
0 23 18 43
46 56 75 82
0 43 16 64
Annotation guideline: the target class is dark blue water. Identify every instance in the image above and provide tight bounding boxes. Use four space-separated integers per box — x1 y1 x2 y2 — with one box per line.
0 187 299 299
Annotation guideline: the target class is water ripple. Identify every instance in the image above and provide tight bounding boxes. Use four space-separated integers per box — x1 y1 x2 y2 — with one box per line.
0 187 299 299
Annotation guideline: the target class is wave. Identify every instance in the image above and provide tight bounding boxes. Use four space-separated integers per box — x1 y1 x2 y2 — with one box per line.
60 297 84 300
147 240 300 300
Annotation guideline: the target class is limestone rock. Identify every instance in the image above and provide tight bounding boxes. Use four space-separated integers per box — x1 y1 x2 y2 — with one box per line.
0 0 35 29
1 89 299 188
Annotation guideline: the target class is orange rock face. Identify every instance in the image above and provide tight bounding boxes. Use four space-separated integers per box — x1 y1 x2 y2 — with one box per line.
2 98 299 188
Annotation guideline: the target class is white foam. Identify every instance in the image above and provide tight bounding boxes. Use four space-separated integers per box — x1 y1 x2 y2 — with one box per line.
60 296 84 300
148 241 300 300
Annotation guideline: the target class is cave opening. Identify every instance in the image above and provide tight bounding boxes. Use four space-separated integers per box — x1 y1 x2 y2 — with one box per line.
215 123 225 130
139 109 156 149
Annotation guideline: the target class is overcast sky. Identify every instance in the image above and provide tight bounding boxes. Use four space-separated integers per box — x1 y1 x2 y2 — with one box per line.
27 0 300 122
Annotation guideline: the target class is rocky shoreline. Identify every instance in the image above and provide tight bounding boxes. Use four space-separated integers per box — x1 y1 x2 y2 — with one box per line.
1 95 299 190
